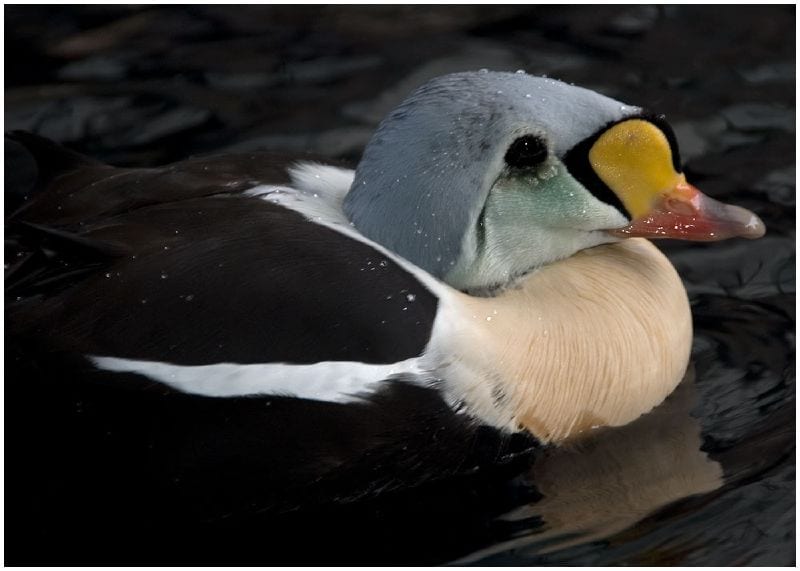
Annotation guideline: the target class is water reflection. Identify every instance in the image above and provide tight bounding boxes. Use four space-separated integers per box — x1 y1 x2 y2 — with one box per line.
458 368 723 562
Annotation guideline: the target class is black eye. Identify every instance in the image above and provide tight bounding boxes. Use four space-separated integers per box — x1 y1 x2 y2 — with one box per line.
504 135 548 169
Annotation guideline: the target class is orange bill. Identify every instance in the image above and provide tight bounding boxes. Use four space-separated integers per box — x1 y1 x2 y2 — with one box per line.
588 118 765 241
609 179 765 241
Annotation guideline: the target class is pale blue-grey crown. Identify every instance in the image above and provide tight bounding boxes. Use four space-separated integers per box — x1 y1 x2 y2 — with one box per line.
343 71 637 277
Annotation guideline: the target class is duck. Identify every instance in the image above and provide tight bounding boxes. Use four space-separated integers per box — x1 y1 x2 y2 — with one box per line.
5 71 765 563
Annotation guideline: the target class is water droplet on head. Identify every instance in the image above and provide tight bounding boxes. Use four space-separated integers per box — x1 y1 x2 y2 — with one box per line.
524 93 532 99
538 165 558 181
406 293 416 302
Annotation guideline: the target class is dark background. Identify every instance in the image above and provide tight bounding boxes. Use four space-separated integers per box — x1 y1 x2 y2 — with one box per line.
4 5 795 565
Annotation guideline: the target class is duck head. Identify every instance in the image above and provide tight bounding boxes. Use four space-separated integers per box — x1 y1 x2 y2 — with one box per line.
343 71 765 292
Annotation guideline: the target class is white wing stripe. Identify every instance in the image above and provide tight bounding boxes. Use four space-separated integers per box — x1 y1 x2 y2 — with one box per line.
90 355 427 402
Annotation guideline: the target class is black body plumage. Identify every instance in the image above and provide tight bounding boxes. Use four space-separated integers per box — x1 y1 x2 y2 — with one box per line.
5 133 539 565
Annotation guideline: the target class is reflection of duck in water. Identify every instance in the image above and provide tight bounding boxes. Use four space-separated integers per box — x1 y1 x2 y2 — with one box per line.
456 370 723 563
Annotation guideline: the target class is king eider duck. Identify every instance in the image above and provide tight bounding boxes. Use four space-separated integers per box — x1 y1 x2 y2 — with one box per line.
6 71 764 549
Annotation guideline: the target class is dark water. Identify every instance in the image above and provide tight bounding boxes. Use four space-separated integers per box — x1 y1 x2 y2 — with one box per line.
5 6 795 565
